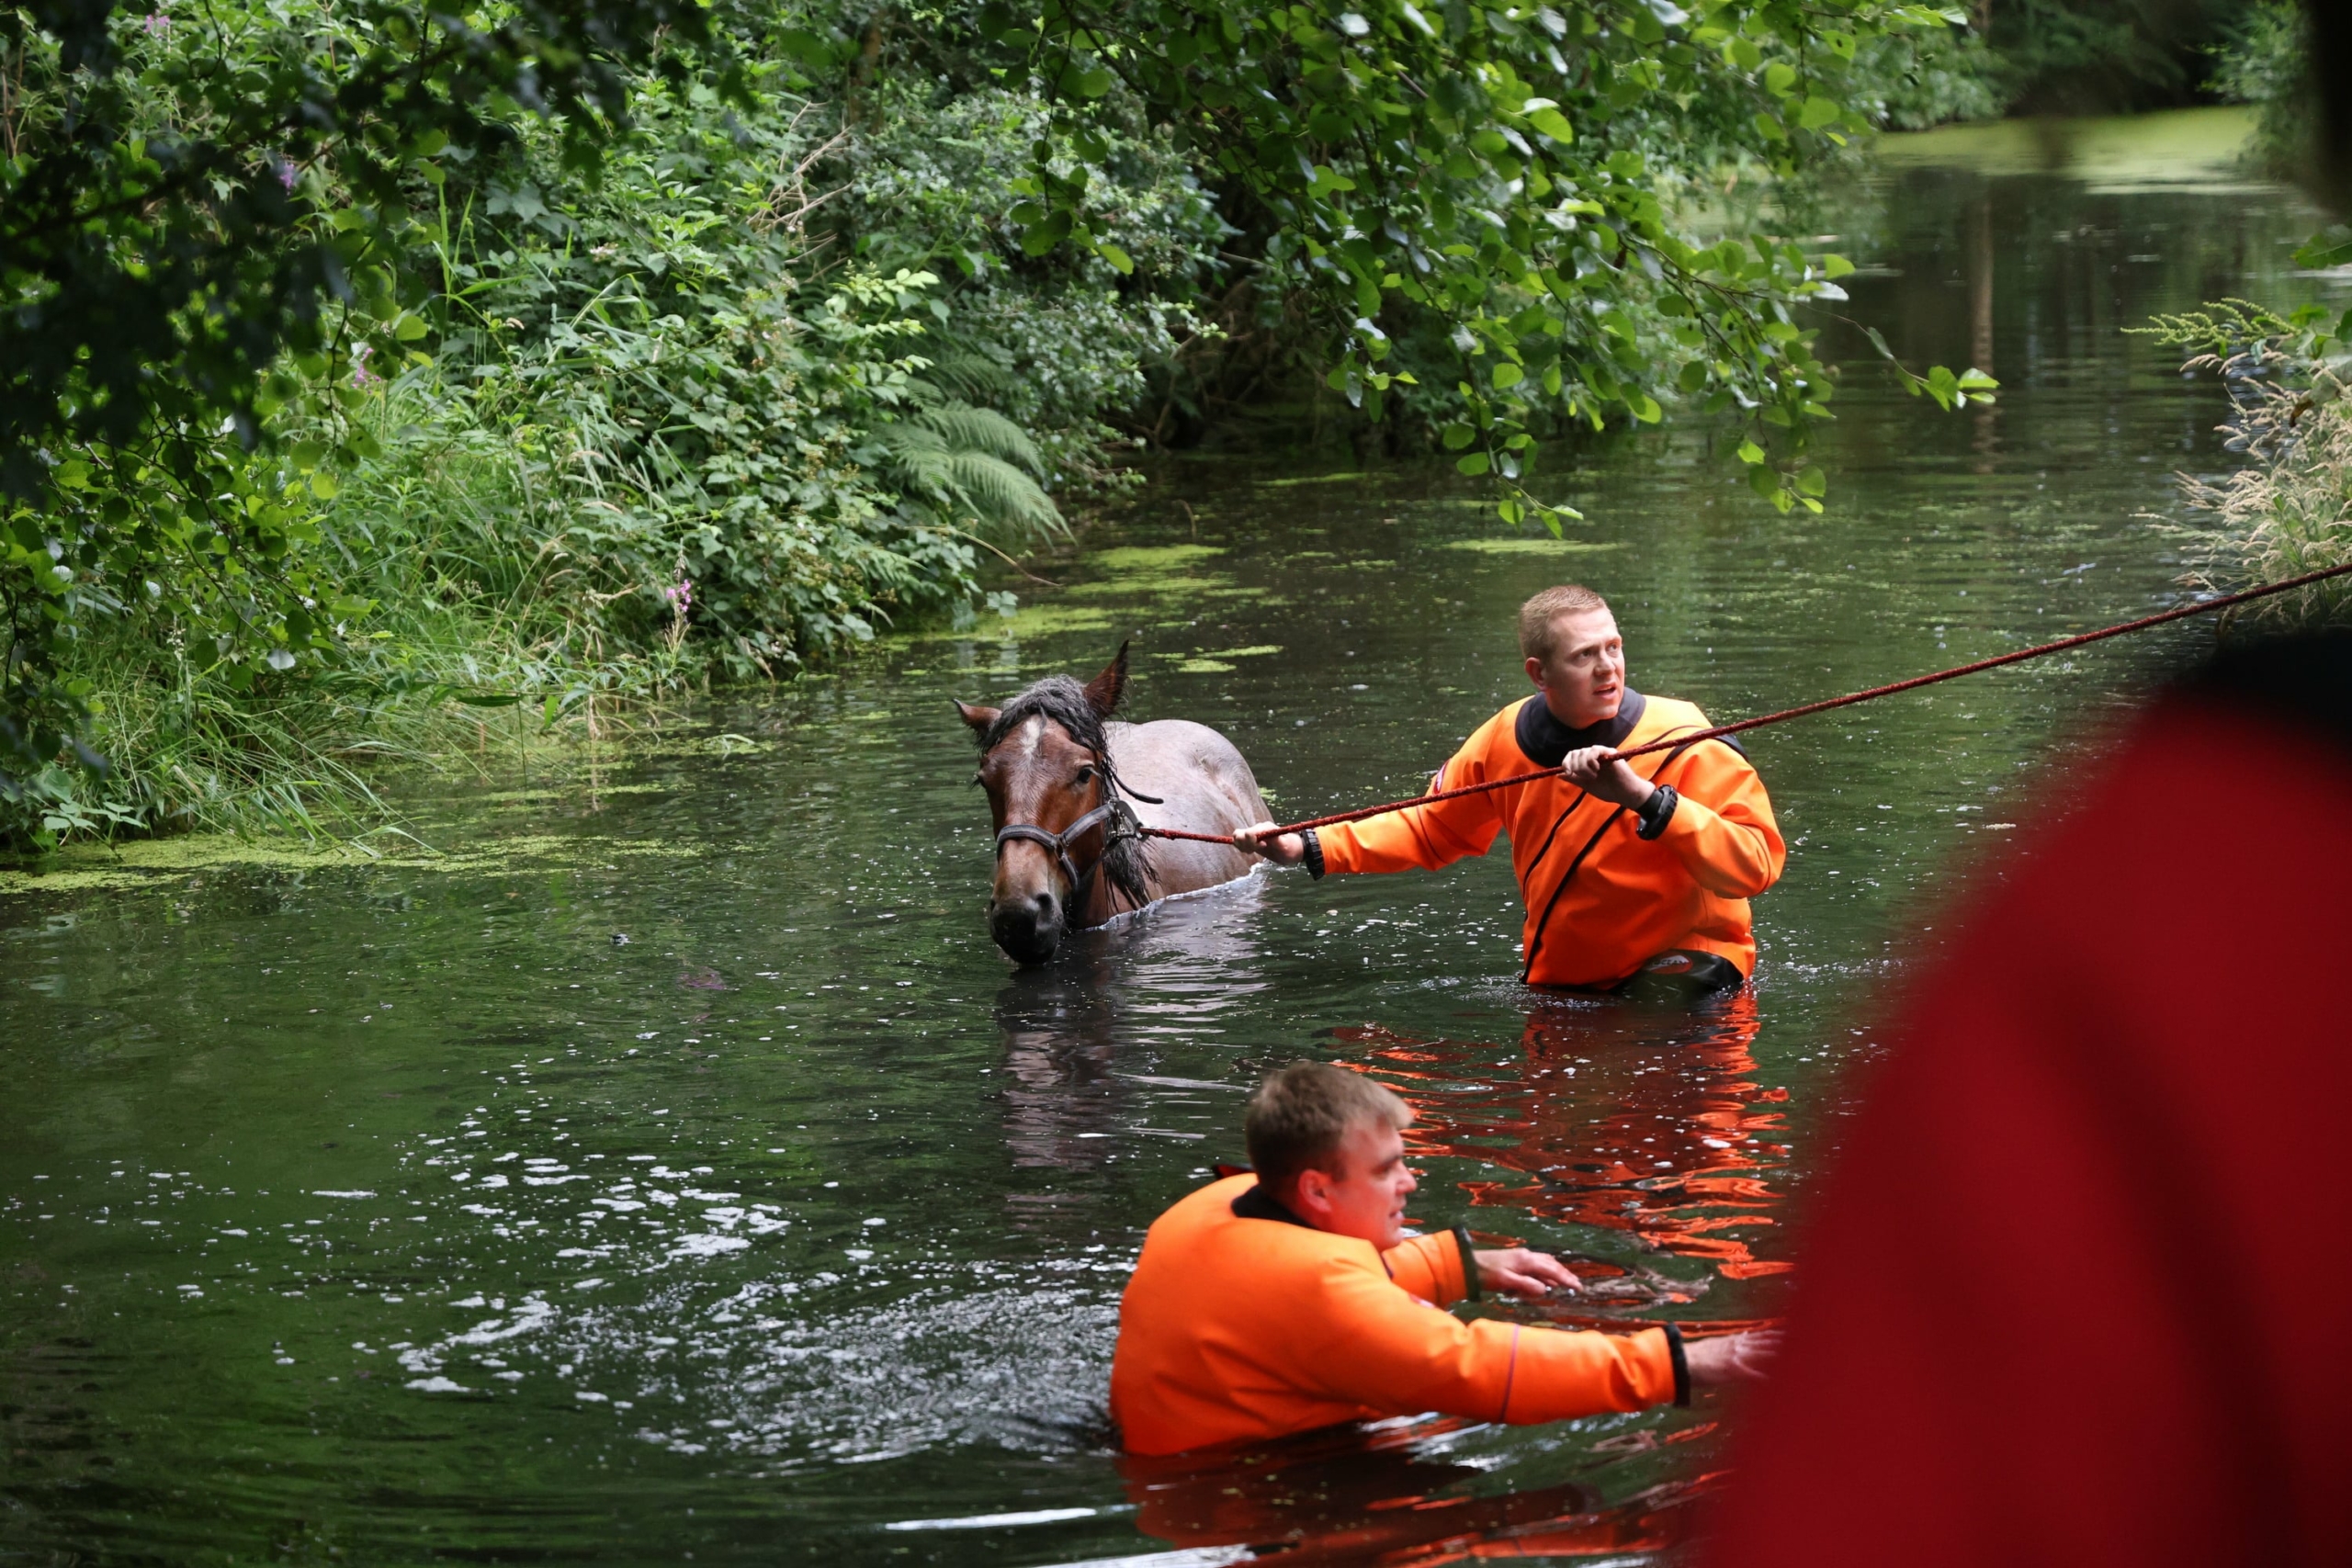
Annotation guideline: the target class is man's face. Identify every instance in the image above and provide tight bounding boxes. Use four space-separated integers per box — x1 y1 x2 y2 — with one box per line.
1291 1115 1418 1250
1525 607 1626 729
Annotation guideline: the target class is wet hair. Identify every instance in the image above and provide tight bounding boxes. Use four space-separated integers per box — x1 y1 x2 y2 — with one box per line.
1519 584 1612 661
1245 1061 1412 1194
974 674 1155 909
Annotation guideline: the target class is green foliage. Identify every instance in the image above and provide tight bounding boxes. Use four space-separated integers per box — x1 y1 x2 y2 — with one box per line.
1984 0 2251 116
1 4 1209 845
940 0 1991 526
0 0 722 830
2211 0 2311 177
2138 296 2352 623
3 0 2012 846
1857 24 2003 130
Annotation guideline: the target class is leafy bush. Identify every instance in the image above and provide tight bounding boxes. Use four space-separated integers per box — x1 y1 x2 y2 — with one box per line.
2211 0 2312 178
2143 294 2352 624
4 0 2007 848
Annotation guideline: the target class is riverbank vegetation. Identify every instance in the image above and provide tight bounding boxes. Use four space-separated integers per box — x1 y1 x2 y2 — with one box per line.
0 0 2311 852
2145 293 2352 622
4 0 2015 849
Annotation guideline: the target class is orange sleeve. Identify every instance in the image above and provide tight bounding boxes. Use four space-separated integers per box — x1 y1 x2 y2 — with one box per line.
1657 741 1785 898
1382 1232 1470 1306
1318 731 1507 874
1298 1258 1679 1424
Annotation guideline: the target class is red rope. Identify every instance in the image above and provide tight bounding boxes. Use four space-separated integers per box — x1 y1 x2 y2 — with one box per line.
1144 559 2352 846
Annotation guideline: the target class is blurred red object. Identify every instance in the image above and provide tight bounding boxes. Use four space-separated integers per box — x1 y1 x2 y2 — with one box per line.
1704 641 2352 1567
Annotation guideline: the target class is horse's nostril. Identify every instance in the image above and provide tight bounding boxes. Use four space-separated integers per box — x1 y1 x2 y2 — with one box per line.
1034 891 1057 915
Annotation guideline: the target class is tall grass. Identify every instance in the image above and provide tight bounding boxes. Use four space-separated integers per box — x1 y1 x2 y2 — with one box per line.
2148 301 2352 627
24 389 704 847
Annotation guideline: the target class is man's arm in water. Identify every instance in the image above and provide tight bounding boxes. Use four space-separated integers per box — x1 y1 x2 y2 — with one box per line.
1300 1258 1780 1423
1386 1234 1588 1304
1561 741 1783 898
1380 1231 1781 1393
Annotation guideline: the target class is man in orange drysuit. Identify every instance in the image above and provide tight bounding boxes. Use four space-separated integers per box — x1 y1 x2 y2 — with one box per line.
1236 584 1784 993
1110 1061 1774 1455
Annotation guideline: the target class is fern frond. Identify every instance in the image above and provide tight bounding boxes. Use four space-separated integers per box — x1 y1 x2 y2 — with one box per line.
940 451 1062 537
922 349 1018 404
873 421 1064 540
909 403 1045 477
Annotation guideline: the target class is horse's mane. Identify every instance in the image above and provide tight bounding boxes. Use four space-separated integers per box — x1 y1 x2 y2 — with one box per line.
976 674 1155 909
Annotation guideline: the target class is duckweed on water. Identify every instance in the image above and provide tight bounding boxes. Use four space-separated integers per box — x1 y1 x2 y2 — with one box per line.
0 832 682 895
1446 538 1632 556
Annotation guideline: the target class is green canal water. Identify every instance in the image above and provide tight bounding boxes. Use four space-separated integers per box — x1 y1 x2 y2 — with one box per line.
4 112 2340 1564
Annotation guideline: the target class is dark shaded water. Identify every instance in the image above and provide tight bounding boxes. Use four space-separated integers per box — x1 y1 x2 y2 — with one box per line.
5 116 2341 1564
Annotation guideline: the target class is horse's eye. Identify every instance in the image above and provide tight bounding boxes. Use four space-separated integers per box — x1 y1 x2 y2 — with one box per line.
1071 766 1095 788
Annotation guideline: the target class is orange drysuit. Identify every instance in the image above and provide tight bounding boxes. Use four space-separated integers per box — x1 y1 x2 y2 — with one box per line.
1110 1173 1683 1456
1313 692 1784 988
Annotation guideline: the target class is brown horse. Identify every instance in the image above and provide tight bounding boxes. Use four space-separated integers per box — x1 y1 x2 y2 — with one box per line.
956 643 1268 965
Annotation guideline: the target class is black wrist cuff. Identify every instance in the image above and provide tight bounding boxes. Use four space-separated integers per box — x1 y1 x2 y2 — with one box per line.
1664 1322 1690 1406
1301 828 1326 879
1452 1223 1481 1302
1635 784 1679 840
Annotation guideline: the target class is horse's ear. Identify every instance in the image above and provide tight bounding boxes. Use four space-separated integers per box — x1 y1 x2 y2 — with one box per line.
1083 640 1131 718
954 700 1000 738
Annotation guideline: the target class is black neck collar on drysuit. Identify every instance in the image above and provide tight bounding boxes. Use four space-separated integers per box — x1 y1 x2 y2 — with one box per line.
1229 1180 1312 1227
1515 689 1647 767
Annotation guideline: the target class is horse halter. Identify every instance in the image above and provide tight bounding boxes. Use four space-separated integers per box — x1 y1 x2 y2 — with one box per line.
994 795 1143 904
990 739 1157 906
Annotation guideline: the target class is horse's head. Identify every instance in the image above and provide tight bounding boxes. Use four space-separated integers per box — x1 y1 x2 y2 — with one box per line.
956 643 1148 965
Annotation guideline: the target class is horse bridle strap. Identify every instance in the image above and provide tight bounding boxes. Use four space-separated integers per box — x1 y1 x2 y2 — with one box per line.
994 797 1137 901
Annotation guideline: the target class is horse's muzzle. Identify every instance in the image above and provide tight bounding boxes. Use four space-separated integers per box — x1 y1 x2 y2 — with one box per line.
989 889 1063 966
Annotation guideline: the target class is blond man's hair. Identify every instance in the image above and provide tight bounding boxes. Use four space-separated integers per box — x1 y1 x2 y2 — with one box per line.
1518 584 1611 661
1244 1061 1411 1192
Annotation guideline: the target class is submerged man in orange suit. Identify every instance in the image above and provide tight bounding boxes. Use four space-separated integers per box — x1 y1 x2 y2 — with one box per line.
1236 584 1784 993
1111 1061 1774 1455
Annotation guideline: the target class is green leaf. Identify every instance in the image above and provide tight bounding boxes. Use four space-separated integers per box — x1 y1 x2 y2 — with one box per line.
1020 210 1072 255
1527 107 1574 142
2292 227 2352 270
1098 243 1135 275
1456 452 1492 476
1763 62 1797 96
1821 254 1855 280
1441 423 1477 450
1797 96 1842 130
1073 66 1115 97
1736 438 1766 465
1492 361 1524 389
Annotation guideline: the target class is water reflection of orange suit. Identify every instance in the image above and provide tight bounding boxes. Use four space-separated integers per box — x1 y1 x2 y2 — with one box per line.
1120 1421 1689 1562
1340 996 1790 1283
1111 1175 1681 1456
1313 694 1784 987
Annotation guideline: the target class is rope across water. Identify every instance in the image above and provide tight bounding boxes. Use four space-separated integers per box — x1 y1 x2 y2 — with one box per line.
1143 560 2352 847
